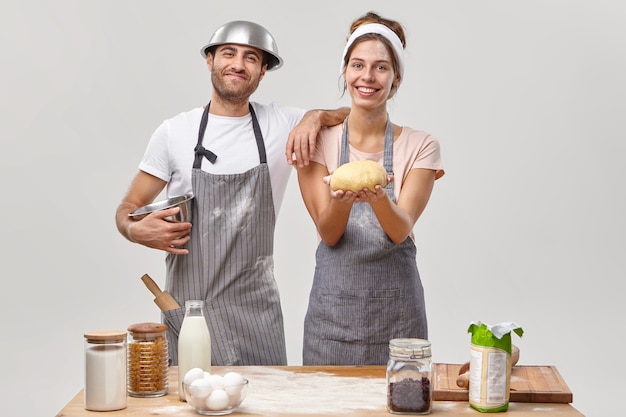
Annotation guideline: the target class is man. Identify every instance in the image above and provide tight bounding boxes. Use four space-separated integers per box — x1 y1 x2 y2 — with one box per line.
115 20 348 365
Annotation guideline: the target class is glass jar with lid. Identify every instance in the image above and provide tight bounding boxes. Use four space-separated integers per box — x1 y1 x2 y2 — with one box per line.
127 322 169 397
386 338 432 414
84 330 127 411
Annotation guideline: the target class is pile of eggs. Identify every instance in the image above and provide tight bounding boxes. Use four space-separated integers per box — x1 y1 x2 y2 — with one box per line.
182 368 248 414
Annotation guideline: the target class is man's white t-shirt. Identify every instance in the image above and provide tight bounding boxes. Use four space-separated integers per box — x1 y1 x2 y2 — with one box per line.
139 102 305 216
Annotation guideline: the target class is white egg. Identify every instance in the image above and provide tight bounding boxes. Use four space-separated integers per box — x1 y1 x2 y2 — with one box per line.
203 371 211 379
188 377 213 399
227 390 244 407
223 372 244 396
222 371 244 386
205 373 225 389
189 394 207 410
183 367 205 385
206 388 229 411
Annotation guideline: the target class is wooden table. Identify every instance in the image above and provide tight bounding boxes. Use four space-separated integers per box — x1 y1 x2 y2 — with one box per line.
56 366 585 416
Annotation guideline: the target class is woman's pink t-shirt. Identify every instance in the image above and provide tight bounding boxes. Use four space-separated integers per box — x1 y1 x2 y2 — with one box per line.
311 124 445 199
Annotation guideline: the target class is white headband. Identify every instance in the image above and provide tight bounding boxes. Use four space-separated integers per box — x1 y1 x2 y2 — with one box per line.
340 23 405 79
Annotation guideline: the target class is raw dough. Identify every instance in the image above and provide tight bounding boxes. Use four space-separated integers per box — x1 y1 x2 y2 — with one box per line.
329 160 388 192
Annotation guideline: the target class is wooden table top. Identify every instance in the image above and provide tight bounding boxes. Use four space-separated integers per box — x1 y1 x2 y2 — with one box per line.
55 366 585 417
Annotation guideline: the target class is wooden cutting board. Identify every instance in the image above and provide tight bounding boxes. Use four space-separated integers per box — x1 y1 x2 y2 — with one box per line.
433 363 573 403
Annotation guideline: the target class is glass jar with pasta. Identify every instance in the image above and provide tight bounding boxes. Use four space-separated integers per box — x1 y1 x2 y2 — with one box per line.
127 322 169 397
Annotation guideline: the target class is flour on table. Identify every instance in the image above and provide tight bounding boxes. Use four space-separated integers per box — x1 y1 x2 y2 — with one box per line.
239 368 386 415
149 404 190 415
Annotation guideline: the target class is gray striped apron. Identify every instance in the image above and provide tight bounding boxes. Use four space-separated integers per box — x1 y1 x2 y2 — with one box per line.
162 102 287 366
303 118 428 365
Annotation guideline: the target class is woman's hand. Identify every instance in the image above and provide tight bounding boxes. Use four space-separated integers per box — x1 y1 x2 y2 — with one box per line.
323 175 359 204
324 174 394 204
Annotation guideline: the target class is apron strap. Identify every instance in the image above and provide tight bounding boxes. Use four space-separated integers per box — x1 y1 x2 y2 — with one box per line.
339 119 350 165
249 104 267 164
193 102 267 169
382 120 394 177
193 103 216 168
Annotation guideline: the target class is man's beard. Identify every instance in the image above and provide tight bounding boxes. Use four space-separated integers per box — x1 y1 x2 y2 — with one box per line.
211 70 261 105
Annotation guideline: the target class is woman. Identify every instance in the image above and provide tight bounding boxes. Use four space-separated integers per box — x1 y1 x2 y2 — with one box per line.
296 12 445 365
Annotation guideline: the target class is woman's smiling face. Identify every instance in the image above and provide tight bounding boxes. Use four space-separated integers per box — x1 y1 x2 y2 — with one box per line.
344 39 398 109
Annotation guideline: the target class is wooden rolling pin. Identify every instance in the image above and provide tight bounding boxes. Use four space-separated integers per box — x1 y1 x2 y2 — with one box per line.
456 345 520 388
140 273 180 311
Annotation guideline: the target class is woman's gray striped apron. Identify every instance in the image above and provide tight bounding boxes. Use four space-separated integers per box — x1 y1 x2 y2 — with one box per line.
303 119 428 365
162 102 287 366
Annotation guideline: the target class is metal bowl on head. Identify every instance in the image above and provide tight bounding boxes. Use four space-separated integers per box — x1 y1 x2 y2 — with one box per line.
200 20 283 70
129 193 193 223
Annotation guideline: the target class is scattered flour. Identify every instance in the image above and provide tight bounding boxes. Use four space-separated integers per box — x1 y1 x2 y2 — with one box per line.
238 368 387 415
149 404 192 415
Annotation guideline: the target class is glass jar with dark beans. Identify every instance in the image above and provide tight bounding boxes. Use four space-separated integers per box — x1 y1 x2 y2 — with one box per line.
386 338 432 414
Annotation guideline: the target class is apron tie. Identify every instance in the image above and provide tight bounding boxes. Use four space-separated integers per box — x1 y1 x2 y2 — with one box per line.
194 144 218 164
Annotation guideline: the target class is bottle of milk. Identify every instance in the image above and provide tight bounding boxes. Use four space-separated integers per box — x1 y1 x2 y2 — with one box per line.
178 300 212 401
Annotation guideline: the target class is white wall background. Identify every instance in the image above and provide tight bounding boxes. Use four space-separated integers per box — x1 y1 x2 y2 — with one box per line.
1 1 624 416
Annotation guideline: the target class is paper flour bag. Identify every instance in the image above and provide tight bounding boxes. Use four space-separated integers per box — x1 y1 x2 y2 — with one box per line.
467 321 524 413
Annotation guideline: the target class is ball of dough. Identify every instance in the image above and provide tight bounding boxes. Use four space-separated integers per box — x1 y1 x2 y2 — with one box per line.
330 160 388 192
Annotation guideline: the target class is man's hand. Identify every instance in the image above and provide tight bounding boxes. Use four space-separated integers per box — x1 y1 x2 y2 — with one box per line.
286 110 321 168
127 207 192 255
286 107 350 168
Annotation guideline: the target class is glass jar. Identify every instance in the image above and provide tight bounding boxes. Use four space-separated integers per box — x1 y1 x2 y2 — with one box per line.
386 338 432 415
127 322 169 397
84 330 127 411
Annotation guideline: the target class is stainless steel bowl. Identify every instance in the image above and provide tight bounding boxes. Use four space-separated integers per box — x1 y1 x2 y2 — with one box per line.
129 194 194 223
200 20 283 70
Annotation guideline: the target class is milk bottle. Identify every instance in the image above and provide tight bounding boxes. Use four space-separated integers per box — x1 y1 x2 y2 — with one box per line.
178 300 211 401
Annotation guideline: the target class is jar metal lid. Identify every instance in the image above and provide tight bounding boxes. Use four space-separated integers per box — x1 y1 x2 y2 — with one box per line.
84 330 127 343
389 338 431 358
